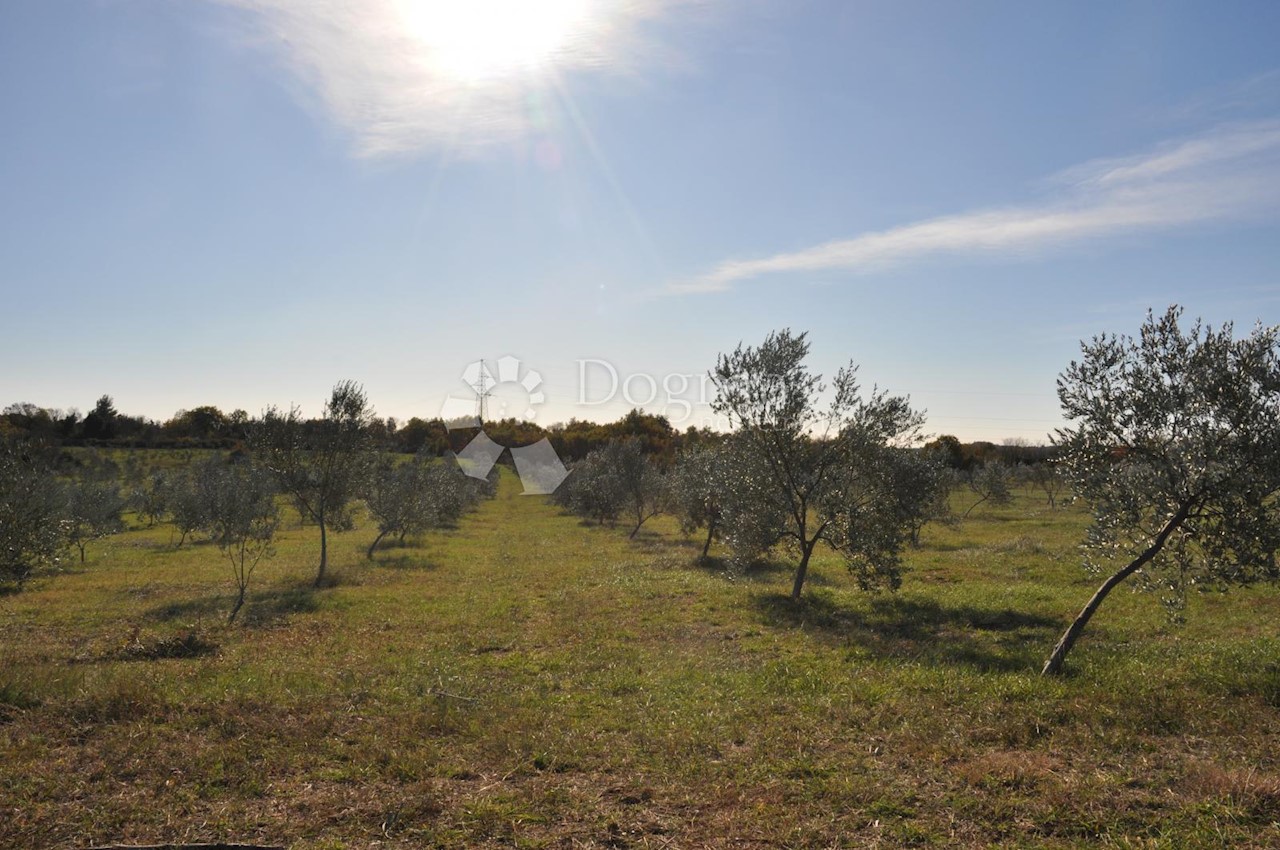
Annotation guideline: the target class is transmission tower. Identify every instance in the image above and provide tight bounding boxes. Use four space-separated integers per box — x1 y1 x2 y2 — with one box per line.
474 359 492 425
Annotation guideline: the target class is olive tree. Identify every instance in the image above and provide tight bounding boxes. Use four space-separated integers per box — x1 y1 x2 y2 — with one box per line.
895 449 957 548
711 329 930 599
1025 461 1067 509
0 441 67 586
826 435 956 591
1042 306 1280 675
555 451 627 526
427 458 492 525
606 438 666 538
195 457 278 622
364 456 434 558
961 460 1015 518
365 455 492 558
667 443 728 559
555 439 665 537
253 381 375 587
130 469 170 528
716 435 792 566
63 478 126 563
165 470 207 548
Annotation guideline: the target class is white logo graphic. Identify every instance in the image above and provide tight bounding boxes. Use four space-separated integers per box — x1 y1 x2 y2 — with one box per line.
439 356 569 495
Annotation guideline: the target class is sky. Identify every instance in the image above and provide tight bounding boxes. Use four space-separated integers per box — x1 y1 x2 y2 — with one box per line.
2 0 1279 442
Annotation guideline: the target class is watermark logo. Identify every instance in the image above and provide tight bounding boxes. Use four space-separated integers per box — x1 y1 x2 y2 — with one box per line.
439 357 569 495
575 359 719 426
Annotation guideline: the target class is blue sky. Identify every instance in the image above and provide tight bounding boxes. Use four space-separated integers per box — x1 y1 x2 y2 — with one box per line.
2 0 1279 441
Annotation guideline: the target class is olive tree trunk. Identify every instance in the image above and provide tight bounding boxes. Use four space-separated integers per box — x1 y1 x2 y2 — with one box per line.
790 538 818 601
700 519 717 560
1042 501 1193 676
367 529 388 560
315 510 328 588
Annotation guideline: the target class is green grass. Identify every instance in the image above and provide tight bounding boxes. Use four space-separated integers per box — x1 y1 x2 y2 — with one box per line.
2 471 1279 848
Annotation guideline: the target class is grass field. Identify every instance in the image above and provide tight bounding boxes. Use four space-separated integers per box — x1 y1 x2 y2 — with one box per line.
3 466 1279 848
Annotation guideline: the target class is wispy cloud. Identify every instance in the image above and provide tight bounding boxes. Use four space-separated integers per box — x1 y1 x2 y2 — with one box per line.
218 0 694 158
673 121 1280 294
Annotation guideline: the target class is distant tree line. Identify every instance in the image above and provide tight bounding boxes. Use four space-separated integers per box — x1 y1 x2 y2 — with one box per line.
2 396 1051 467
921 434 1057 470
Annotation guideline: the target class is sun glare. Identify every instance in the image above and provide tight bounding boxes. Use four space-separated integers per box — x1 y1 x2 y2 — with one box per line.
397 0 591 82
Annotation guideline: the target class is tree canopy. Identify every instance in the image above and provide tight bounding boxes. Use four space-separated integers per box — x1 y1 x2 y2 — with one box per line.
1043 306 1280 674
253 380 376 587
711 329 936 599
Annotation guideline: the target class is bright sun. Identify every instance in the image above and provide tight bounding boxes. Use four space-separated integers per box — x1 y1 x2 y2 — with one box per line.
396 0 591 82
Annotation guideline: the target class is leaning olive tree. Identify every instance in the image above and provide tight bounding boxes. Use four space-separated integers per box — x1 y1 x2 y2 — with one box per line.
253 381 374 587
1042 306 1280 675
960 460 1015 518
711 329 931 599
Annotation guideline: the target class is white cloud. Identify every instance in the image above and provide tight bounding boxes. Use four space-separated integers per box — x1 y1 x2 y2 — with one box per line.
219 0 692 158
673 121 1280 294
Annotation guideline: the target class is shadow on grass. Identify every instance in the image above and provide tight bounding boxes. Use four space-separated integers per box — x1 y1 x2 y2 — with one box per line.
626 526 665 543
241 585 321 626
693 554 796 584
147 582 321 628
372 554 440 571
684 553 842 588
572 517 619 531
754 592 1059 672
916 540 981 553
147 595 224 621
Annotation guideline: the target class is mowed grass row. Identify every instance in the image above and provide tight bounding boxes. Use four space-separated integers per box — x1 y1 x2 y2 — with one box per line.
2 468 1279 848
